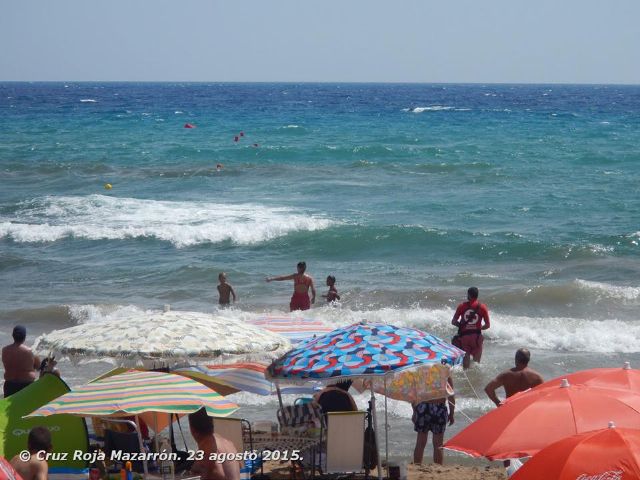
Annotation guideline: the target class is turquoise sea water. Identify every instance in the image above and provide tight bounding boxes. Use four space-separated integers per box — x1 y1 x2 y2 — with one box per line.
1 82 640 459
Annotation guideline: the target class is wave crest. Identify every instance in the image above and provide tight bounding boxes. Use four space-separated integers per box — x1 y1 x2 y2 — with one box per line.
0 195 334 247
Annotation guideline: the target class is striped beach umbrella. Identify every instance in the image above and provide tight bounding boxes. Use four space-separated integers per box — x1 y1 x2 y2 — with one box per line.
174 362 319 396
26 369 238 432
246 315 333 345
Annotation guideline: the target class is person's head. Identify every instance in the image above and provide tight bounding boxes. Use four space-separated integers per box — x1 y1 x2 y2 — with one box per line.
218 272 227 284
297 262 306 274
27 426 52 454
467 287 479 301
515 348 531 367
326 275 336 287
12 325 26 344
188 407 214 441
334 380 352 392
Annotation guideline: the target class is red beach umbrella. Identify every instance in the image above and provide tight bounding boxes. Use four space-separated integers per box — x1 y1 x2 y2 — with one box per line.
444 379 640 460
0 458 23 480
511 423 640 480
519 362 640 398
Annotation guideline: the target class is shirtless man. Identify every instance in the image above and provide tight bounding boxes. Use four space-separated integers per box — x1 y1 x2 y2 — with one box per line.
2 325 40 397
484 348 544 407
188 408 240 480
10 426 51 480
266 261 316 311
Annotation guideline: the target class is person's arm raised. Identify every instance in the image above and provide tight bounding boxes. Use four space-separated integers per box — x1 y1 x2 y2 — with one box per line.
265 274 295 282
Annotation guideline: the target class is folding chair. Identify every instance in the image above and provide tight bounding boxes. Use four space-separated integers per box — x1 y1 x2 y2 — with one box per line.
324 411 366 475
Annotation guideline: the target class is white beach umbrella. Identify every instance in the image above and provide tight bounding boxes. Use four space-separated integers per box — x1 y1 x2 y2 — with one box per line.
33 310 292 367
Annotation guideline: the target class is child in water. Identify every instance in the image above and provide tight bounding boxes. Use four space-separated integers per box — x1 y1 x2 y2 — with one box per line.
217 272 237 306
323 275 340 303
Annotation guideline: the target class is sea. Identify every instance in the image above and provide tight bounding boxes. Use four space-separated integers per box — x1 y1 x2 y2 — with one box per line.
1 82 640 462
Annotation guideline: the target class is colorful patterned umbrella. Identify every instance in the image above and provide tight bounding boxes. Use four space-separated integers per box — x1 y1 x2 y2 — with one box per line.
246 315 333 344
34 310 291 366
26 369 239 432
266 321 464 480
266 321 464 381
353 363 454 404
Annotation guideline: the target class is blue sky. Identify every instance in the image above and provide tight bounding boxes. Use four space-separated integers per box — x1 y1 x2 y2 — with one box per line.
1 0 639 83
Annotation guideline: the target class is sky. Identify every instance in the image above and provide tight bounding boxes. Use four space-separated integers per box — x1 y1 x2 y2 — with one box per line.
1 0 639 84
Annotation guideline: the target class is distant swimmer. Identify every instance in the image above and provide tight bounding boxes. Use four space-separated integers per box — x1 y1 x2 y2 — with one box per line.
323 275 340 303
252 143 259 148
239 131 245 137
234 136 239 142
451 287 490 369
217 272 237 306
266 261 316 311
184 123 196 129
216 163 223 172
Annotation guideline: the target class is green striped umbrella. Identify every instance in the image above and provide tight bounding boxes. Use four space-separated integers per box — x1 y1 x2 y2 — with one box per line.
26 369 239 432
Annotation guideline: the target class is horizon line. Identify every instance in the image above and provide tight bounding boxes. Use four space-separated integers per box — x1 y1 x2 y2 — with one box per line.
1 80 639 87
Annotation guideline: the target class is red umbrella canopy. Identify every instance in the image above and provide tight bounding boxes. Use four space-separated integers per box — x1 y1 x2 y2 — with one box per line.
445 379 640 460
519 362 640 398
511 424 640 480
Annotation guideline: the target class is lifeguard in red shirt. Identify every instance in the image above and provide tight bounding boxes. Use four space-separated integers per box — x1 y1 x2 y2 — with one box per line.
451 287 490 369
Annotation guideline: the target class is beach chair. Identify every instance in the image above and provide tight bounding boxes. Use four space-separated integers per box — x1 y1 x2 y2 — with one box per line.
212 417 258 480
323 411 366 475
102 419 146 473
277 401 325 433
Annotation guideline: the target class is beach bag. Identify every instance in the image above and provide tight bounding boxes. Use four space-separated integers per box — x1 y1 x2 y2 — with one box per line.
362 424 378 470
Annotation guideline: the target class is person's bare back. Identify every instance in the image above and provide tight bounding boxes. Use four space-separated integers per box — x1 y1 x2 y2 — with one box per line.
191 434 240 480
10 453 48 480
498 367 544 398
484 348 544 407
2 343 38 382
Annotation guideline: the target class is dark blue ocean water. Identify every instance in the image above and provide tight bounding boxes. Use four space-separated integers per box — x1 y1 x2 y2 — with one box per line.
1 84 640 453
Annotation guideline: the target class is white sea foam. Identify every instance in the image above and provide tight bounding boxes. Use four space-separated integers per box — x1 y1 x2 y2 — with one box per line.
216 306 640 354
408 106 470 113
575 279 640 301
0 195 335 247
80 99 97 103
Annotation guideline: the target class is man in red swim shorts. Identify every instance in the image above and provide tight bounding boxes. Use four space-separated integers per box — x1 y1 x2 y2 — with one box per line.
266 261 316 311
451 287 490 369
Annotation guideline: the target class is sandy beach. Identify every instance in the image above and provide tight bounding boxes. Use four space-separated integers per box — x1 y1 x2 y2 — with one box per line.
263 462 506 480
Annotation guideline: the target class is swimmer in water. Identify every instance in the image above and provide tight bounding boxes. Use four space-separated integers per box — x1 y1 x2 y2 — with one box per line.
323 275 340 303
266 262 316 311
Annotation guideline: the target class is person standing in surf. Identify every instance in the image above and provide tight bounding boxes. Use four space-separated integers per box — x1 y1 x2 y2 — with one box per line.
266 261 316 311
451 287 490 369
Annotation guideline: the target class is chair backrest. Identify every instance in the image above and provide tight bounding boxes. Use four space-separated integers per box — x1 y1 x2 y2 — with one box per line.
277 402 325 431
325 411 366 474
104 429 144 472
212 417 244 453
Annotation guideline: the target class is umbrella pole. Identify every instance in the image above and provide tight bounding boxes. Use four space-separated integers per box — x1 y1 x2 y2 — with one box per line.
275 381 288 426
370 384 382 480
384 377 389 480
135 416 149 478
154 414 160 457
